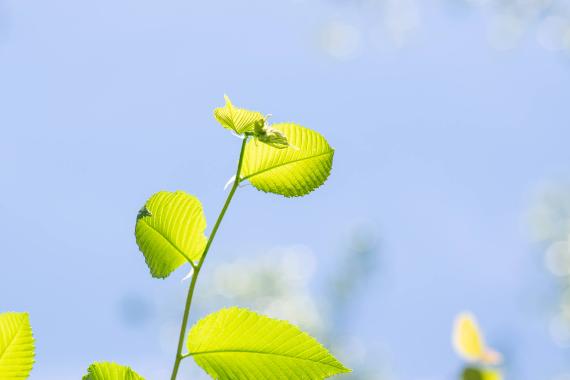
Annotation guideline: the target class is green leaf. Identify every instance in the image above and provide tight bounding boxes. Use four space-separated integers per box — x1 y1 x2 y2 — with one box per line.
241 123 334 197
214 95 265 135
462 367 502 380
135 191 207 279
83 362 145 380
0 312 35 379
186 307 350 380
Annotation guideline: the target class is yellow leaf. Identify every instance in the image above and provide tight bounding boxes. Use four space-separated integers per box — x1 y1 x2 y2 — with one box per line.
453 312 501 365
0 312 35 379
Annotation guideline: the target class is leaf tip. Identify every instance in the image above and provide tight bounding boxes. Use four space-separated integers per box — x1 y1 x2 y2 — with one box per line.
83 361 145 380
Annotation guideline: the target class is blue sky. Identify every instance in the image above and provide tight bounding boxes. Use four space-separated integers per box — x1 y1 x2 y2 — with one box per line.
1 1 570 379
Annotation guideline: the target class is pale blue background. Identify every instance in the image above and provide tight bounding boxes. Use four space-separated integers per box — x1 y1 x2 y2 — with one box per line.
1 1 569 379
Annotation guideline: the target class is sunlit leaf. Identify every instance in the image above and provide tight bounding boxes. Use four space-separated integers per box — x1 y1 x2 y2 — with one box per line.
462 367 502 380
481 369 503 380
83 362 144 380
135 191 207 279
186 307 350 379
241 123 334 197
0 312 34 379
453 312 501 365
214 95 264 135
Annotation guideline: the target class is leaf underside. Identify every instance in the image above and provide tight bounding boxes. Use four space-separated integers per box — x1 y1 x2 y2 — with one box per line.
214 95 264 135
241 123 334 197
187 307 350 380
0 312 35 379
83 362 145 380
135 191 207 279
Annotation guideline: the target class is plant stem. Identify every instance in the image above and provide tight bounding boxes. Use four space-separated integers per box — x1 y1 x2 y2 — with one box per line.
170 136 248 380
169 267 199 380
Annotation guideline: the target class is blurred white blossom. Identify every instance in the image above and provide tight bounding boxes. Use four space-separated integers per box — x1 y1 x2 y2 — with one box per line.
529 183 570 353
321 0 570 56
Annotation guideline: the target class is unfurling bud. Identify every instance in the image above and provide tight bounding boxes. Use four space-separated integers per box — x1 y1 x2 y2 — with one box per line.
252 117 293 149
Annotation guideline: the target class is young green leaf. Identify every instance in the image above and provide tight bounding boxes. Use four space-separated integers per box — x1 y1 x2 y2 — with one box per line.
135 191 207 279
214 95 265 135
241 123 334 197
0 312 35 379
83 362 145 380
186 307 350 380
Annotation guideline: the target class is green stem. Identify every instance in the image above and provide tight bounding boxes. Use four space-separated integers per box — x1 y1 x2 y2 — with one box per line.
169 268 199 380
170 136 248 380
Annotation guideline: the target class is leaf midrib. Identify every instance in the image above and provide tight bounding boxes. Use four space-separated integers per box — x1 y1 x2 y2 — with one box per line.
241 150 333 181
0 316 27 365
140 219 194 264
190 348 347 371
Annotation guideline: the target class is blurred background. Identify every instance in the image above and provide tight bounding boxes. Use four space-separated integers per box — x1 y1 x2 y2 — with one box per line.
1 0 570 379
